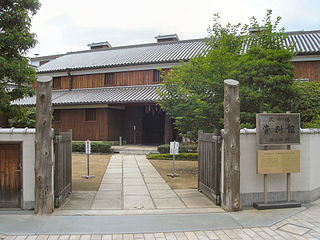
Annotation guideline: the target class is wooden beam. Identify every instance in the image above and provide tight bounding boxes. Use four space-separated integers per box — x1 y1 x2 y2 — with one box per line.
222 79 241 212
34 76 54 215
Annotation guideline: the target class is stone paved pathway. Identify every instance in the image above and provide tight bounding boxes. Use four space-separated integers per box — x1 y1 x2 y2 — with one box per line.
2 200 320 239
61 155 219 212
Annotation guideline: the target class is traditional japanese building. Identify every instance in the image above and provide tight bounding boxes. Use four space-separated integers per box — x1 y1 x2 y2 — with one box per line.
14 31 320 144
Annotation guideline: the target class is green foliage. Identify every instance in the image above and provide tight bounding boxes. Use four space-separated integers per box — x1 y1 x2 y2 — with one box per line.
157 144 198 154
147 153 198 161
0 0 40 125
72 141 112 153
9 106 36 127
293 81 320 128
236 10 296 126
158 13 246 141
158 10 296 138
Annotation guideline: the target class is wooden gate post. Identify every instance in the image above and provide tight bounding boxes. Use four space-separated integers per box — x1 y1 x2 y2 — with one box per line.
222 79 241 212
35 76 53 215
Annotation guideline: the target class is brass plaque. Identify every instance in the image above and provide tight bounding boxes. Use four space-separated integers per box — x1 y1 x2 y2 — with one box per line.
257 150 300 174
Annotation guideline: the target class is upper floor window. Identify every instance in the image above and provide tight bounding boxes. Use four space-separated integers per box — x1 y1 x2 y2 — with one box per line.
105 73 115 86
53 77 61 89
85 109 96 121
153 70 162 83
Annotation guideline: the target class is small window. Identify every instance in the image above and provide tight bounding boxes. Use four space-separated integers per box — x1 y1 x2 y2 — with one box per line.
105 73 115 86
53 109 60 121
53 77 61 89
85 109 96 121
153 70 161 82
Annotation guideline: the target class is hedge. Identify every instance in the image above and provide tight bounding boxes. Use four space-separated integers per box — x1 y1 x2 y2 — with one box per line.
157 144 198 154
147 153 198 161
72 141 112 153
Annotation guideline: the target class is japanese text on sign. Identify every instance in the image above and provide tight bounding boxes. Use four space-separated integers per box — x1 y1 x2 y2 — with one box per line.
256 113 300 145
85 140 91 154
170 141 179 155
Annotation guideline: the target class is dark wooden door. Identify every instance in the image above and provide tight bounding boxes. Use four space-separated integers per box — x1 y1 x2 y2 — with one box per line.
0 143 22 208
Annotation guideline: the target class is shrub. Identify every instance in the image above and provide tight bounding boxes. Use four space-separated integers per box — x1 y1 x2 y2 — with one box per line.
293 81 320 128
157 144 198 154
72 141 112 153
147 153 198 161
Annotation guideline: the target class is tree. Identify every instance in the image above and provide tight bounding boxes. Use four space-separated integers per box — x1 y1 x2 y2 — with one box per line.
235 10 296 127
158 14 246 141
0 0 40 127
158 10 296 140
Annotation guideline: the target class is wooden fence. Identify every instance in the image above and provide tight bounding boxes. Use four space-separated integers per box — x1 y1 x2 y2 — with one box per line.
198 130 221 205
54 129 72 208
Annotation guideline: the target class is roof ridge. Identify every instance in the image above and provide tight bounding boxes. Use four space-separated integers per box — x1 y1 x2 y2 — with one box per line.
64 38 206 56
52 84 163 93
286 30 320 35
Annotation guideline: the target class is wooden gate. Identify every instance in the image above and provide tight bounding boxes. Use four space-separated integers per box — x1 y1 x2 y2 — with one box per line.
0 143 22 208
198 131 221 205
54 130 72 208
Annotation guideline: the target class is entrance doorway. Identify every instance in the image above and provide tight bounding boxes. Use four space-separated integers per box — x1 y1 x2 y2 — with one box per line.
0 143 22 208
142 108 165 144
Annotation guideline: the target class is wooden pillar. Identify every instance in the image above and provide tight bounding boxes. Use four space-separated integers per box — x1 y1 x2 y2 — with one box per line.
222 79 241 212
164 114 174 144
34 76 54 215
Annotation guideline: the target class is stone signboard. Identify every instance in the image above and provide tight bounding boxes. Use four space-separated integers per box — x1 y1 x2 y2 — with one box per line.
257 150 300 174
256 113 300 145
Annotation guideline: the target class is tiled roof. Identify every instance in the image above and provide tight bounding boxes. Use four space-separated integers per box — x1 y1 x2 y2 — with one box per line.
286 30 320 55
12 84 164 106
37 31 320 74
37 39 208 73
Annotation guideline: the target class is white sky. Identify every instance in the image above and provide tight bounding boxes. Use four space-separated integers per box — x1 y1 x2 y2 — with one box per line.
28 0 320 57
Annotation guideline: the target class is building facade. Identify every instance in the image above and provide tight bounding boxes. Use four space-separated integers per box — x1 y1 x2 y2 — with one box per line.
15 31 320 144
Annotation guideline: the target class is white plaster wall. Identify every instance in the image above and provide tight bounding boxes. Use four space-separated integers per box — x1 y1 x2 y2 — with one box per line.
307 133 320 190
239 130 320 195
0 128 36 209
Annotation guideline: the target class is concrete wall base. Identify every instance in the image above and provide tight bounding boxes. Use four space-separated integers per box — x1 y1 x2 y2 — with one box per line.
241 186 320 207
22 201 34 210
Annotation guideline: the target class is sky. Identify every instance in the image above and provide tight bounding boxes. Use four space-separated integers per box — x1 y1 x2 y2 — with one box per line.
28 0 320 57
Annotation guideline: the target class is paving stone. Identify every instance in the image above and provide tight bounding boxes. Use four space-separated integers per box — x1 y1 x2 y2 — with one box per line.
124 185 149 196
278 223 311 235
99 184 122 191
101 178 122 184
153 198 186 209
124 195 155 209
180 197 215 208
91 199 121 209
142 173 161 178
174 189 204 198
123 172 142 178
123 178 146 186
94 191 121 200
147 183 171 190
144 178 166 184
103 173 122 178
106 168 122 174
149 190 178 199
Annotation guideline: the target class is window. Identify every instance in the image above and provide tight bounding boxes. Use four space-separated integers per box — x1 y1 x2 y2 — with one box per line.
53 77 61 89
153 70 162 82
105 73 115 86
53 109 60 121
85 109 96 121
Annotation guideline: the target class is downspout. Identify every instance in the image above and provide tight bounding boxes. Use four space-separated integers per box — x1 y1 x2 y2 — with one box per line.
67 68 72 91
